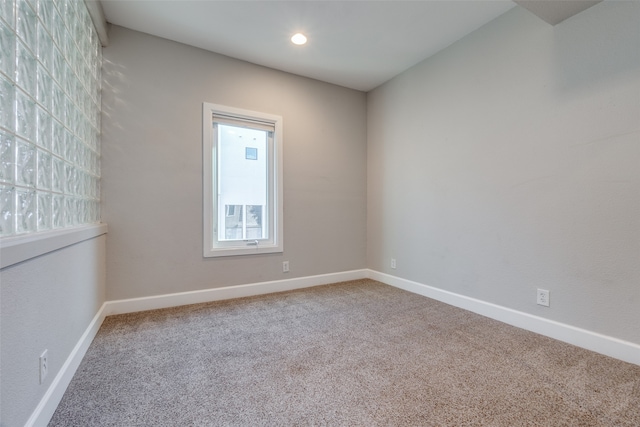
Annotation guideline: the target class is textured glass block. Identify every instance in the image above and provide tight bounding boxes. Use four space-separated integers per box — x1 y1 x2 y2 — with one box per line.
0 129 14 183
36 148 50 189
71 164 80 194
63 93 72 127
50 5 63 47
0 20 15 78
76 169 84 195
15 187 35 233
93 151 99 176
0 0 15 28
76 197 85 224
73 106 81 137
0 75 14 131
94 51 101 81
82 171 90 197
73 77 82 109
52 118 64 156
52 80 63 120
37 0 53 30
36 105 51 149
63 127 72 161
86 198 94 222
52 44 64 85
16 138 35 186
79 112 87 141
66 132 78 165
16 0 36 52
93 199 99 222
51 154 62 191
36 64 51 111
87 150 95 176
82 200 89 223
82 145 90 172
63 160 73 194
63 194 73 225
15 88 36 141
75 140 84 169
0 184 14 235
62 61 73 97
72 106 82 138
52 192 62 227
37 190 50 229
86 173 94 198
72 14 82 48
61 0 73 30
80 89 89 120
15 40 36 95
61 26 71 61
37 22 53 72
71 43 80 75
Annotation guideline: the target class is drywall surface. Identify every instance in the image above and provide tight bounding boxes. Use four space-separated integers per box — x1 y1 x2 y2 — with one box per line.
101 26 367 300
0 235 107 426
367 2 640 344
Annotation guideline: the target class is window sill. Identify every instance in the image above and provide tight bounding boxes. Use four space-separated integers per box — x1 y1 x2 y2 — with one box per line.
0 223 108 269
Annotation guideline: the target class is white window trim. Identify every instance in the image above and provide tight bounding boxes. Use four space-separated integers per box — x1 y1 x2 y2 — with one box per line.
202 103 283 257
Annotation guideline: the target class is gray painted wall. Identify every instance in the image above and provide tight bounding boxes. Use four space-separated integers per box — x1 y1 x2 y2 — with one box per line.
367 2 640 344
0 235 107 426
101 26 367 300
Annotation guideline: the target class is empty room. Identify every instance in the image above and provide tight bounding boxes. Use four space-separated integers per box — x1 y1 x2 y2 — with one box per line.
1 0 639 425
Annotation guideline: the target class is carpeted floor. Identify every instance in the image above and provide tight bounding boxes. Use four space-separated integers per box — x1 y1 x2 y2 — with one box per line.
49 279 640 426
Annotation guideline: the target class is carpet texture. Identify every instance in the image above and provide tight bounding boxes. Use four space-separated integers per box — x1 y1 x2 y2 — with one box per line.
49 279 640 426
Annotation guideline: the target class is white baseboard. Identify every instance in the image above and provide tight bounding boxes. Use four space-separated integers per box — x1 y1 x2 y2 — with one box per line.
25 303 108 427
104 269 369 316
368 270 640 366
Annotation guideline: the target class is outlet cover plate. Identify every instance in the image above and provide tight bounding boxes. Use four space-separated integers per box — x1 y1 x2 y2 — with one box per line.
537 288 550 307
40 350 48 384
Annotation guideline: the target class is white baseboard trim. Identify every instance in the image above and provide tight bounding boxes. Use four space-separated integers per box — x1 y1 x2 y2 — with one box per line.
104 269 369 316
25 303 108 427
368 270 640 366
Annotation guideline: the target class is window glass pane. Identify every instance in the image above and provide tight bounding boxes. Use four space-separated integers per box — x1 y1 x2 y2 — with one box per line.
246 204 263 239
217 124 268 241
223 204 242 240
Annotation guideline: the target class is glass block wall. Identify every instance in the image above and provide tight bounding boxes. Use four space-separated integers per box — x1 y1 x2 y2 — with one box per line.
0 0 101 237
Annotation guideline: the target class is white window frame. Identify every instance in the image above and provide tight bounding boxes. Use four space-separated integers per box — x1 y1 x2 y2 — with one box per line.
203 103 283 257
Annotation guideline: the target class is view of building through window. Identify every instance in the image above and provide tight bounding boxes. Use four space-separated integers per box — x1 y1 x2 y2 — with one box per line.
218 124 267 241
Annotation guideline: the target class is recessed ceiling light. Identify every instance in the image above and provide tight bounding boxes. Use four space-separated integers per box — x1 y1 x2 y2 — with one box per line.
291 33 307 45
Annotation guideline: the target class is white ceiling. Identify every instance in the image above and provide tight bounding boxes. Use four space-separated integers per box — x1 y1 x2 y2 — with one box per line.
101 0 520 92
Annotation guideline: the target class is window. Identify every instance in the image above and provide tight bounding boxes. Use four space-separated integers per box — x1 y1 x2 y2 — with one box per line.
0 0 102 237
245 147 258 160
203 103 283 257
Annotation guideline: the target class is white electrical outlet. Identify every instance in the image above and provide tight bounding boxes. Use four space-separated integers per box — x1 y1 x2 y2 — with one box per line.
537 289 550 307
391 258 397 269
39 350 49 384
282 261 289 273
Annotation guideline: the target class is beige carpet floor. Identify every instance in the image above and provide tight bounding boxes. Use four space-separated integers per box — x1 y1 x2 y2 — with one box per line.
49 279 640 426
